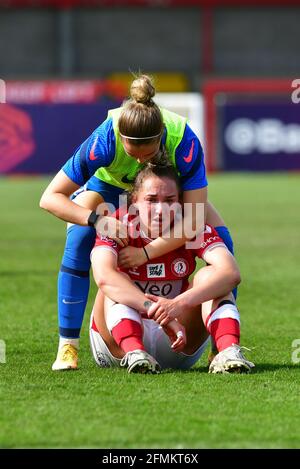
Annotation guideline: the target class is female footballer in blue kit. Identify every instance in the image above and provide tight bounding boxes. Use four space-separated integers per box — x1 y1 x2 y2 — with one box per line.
40 74 235 370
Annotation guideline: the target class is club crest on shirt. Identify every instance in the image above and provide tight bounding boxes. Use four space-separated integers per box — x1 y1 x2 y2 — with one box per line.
146 263 166 278
171 258 188 277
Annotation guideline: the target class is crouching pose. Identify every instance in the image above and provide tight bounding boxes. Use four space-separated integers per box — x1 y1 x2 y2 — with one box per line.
90 163 254 374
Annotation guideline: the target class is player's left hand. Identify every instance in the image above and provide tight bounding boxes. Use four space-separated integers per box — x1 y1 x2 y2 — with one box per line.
162 320 186 353
145 294 183 325
118 246 147 269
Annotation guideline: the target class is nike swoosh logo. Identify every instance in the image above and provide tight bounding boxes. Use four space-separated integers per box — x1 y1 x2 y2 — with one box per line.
62 299 84 304
183 140 194 163
121 174 135 184
89 137 98 161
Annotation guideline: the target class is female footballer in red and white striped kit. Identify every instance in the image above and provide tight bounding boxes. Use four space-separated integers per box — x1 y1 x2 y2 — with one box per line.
89 163 254 374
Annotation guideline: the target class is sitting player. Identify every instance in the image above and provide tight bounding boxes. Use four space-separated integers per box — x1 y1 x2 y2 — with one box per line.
89 163 254 374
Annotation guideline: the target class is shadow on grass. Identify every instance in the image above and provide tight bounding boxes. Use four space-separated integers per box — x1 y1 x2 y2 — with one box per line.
162 366 209 375
254 363 300 372
162 363 300 375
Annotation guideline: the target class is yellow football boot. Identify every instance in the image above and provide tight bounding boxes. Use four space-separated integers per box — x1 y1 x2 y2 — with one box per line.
52 344 78 371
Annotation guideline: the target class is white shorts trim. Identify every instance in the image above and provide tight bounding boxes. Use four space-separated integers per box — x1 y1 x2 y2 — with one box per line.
207 304 240 328
106 304 141 332
89 312 121 368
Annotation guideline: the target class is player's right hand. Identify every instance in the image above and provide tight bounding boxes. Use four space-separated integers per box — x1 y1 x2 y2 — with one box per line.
95 216 129 247
145 294 183 324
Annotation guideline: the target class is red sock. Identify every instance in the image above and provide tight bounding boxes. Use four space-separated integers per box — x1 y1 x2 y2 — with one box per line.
111 319 145 353
91 316 99 332
207 317 240 352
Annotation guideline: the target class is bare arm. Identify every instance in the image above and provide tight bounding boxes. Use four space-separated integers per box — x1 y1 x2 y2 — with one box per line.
92 247 187 350
39 170 93 225
118 187 207 268
91 248 148 312
146 246 241 324
176 247 241 309
40 170 129 246
144 187 207 257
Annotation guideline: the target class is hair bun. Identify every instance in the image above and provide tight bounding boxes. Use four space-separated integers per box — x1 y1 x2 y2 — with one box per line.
146 149 171 168
130 74 155 104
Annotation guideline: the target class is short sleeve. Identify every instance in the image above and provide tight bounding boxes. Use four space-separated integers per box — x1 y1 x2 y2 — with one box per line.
193 224 226 260
62 117 115 185
175 124 208 191
92 234 120 258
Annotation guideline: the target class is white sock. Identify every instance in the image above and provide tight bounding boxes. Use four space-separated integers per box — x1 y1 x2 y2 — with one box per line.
59 337 79 350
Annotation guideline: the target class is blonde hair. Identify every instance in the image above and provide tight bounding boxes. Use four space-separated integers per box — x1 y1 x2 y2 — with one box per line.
118 74 164 145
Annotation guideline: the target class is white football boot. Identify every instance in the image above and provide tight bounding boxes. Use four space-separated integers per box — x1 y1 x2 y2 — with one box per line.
209 344 255 374
120 350 161 374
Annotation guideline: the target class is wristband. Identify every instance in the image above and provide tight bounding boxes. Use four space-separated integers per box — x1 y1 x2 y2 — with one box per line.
143 245 150 261
87 210 99 227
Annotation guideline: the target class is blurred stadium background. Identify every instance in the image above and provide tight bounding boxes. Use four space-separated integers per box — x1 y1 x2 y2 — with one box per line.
1 0 300 450
1 0 300 174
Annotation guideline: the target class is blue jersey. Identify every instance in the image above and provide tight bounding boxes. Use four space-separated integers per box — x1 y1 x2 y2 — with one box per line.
62 116 207 191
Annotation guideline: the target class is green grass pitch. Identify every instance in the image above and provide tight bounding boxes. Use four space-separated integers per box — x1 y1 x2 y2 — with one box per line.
0 173 300 449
